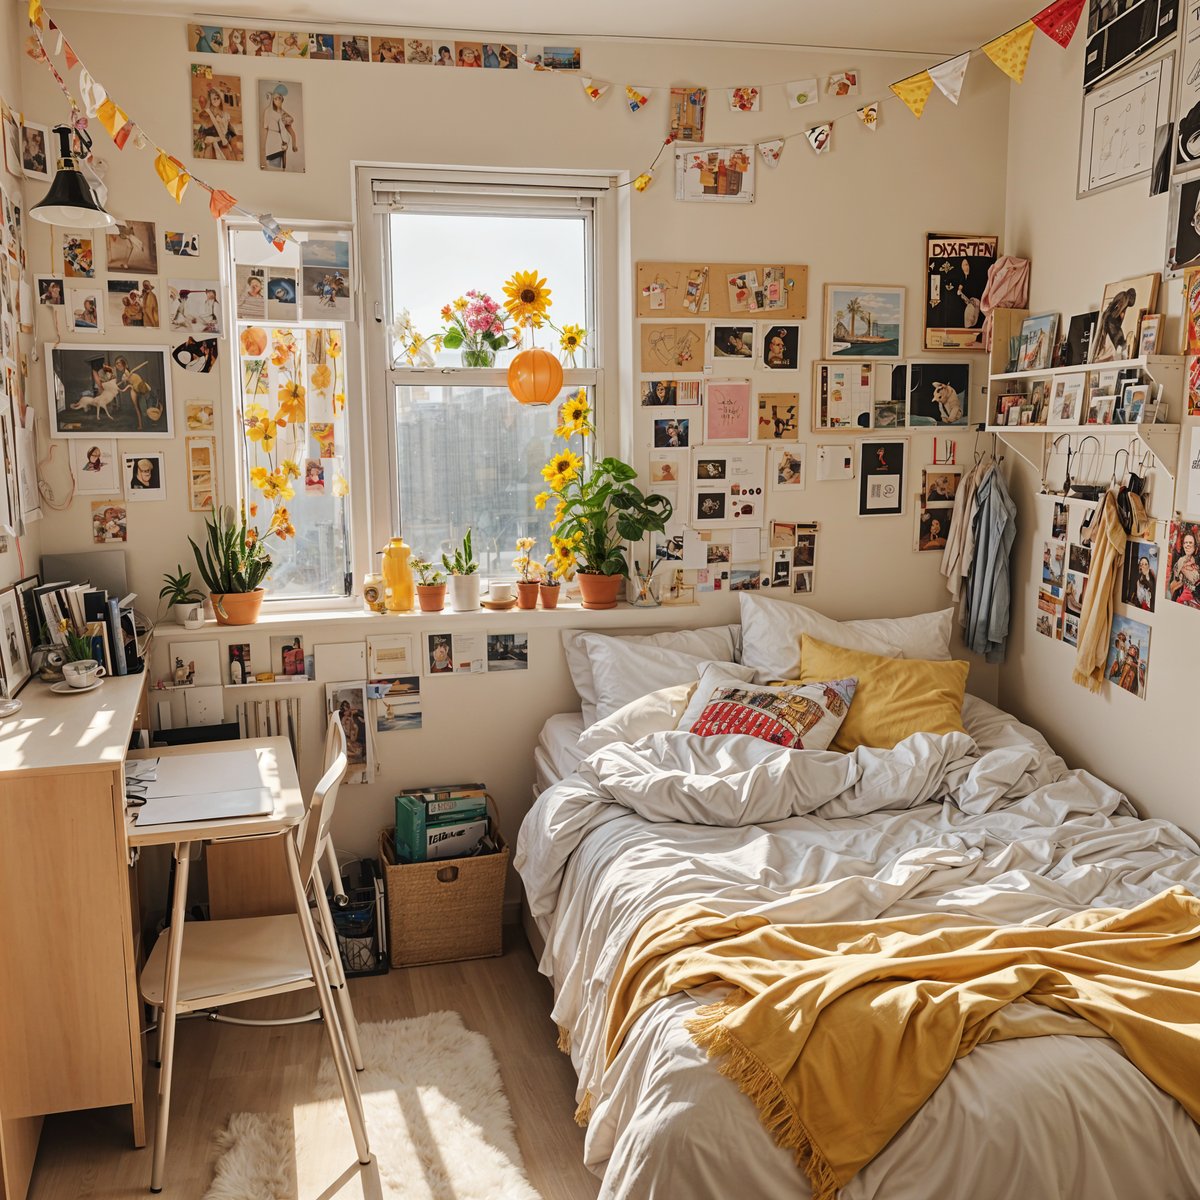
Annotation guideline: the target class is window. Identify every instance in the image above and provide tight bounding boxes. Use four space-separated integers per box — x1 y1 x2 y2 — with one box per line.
225 224 359 602
362 169 612 575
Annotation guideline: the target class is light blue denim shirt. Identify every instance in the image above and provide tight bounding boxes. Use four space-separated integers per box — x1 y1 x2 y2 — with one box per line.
963 467 1017 663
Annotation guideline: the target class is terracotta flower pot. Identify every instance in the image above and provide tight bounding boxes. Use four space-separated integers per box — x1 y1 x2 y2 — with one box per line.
416 583 447 612
578 572 623 610
210 589 265 626
516 581 540 610
538 583 561 609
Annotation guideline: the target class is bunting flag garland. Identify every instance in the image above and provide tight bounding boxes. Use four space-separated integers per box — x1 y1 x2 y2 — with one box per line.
581 77 609 102
626 85 649 113
632 171 653 191
857 102 879 131
153 150 190 202
805 124 832 154
786 79 819 108
982 21 1037 83
77 69 104 117
63 41 77 69
757 138 784 165
890 70 935 118
209 188 237 219
1032 0 1086 49
112 119 133 150
929 52 970 104
94 97 128 140
729 86 761 112
27 0 42 29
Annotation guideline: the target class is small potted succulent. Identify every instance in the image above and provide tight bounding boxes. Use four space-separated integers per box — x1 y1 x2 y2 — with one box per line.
442 528 480 612
512 537 544 609
159 565 206 628
412 557 447 613
189 504 282 626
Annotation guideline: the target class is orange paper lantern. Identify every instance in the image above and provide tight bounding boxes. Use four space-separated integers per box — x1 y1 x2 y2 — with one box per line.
507 347 563 406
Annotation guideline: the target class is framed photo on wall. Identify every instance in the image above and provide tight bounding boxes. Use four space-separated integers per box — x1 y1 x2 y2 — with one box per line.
906 360 971 426
1165 169 1200 275
923 234 996 351
45 344 174 439
858 439 906 517
1084 0 1178 91
823 284 905 358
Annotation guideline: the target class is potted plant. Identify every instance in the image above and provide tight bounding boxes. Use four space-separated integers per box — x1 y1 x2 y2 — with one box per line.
412 557 447 612
537 390 672 610
159 565 206 628
442 529 481 611
512 537 544 609
538 563 561 609
188 504 283 626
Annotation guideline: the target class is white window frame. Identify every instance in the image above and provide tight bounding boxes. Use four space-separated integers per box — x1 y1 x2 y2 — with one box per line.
353 163 622 551
219 216 371 612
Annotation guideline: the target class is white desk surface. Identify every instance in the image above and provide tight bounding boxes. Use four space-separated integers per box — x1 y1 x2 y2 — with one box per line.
0 674 144 779
125 737 304 847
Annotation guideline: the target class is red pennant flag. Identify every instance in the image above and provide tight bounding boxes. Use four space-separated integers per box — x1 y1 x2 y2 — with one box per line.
209 188 237 219
113 121 133 149
64 42 79 69
1032 0 1086 48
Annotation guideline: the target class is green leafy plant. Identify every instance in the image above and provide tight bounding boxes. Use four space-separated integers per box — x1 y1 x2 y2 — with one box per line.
441 529 478 576
159 565 205 608
539 391 672 579
59 620 94 663
188 505 274 599
412 557 446 586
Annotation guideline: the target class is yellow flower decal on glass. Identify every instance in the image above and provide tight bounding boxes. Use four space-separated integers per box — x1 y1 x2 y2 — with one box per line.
276 379 306 425
325 331 342 358
503 270 552 329
268 506 296 540
332 473 349 498
246 413 277 454
310 362 332 391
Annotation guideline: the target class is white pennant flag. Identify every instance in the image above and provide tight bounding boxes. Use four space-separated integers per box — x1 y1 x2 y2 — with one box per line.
929 52 970 105
78 70 107 118
757 139 784 166
581 77 610 102
805 124 832 155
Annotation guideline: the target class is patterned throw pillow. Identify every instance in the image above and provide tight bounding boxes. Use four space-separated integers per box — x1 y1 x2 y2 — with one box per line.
688 677 858 751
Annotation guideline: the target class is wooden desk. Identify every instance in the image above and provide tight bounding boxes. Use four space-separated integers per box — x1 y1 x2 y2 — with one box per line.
0 675 148 1200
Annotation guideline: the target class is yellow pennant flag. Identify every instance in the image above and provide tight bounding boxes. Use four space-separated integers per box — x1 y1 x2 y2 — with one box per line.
28 0 43 29
154 151 190 202
890 71 934 119
95 99 129 140
983 20 1037 83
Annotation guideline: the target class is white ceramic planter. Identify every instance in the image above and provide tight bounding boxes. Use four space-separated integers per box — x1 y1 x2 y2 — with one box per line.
175 601 205 629
447 574 481 612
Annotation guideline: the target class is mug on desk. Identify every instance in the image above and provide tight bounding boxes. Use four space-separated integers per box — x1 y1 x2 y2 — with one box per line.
62 659 106 688
487 581 515 603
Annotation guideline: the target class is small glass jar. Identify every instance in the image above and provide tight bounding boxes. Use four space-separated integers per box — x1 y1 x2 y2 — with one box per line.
628 567 661 607
362 572 386 614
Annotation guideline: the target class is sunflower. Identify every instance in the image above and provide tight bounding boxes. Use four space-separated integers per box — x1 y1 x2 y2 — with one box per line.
534 491 550 510
540 448 583 490
559 323 587 357
503 270 552 328
310 362 332 391
550 498 568 529
556 390 591 438
276 379 306 425
547 535 577 578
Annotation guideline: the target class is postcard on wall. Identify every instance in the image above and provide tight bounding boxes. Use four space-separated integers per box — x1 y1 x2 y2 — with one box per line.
367 633 418 679
691 445 766 527
858 439 906 517
756 393 799 440
710 323 755 362
772 446 806 489
817 443 855 481
36 276 63 306
62 233 93 278
823 285 904 358
1177 0 1200 173
812 360 896 431
906 361 970 426
640 323 706 373
370 677 421 734
106 279 156 330
46 344 173 439
123 451 166 501
1165 169 1200 275
326 682 371 782
705 379 753 442
164 231 200 257
91 499 127 543
640 378 702 406
923 235 995 351
168 280 221 335
19 120 49 181
1166 520 1200 607
67 287 104 334
259 80 305 173
674 145 756 204
105 221 158 276
190 67 244 161
266 268 299 320
187 436 215 511
669 86 707 142
1036 587 1063 640
761 323 800 369
1105 613 1150 699
487 632 529 671
300 236 352 320
653 417 689 448
236 265 267 319
70 439 120 495
425 631 485 675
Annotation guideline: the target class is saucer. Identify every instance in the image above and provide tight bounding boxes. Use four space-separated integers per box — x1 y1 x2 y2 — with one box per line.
0 698 21 718
480 597 518 611
50 679 103 695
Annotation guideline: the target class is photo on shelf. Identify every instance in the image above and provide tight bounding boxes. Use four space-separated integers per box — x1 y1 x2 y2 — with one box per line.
1057 312 1098 367
270 634 307 677
1047 374 1086 427
1017 313 1058 372
228 643 252 684
1090 273 1160 361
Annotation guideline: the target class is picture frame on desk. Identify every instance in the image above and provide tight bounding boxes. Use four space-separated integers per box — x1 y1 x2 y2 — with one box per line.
0 585 31 695
1047 374 1086 427
12 573 40 663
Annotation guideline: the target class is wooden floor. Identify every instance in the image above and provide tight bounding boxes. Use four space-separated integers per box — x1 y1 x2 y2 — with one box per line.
26 931 599 1200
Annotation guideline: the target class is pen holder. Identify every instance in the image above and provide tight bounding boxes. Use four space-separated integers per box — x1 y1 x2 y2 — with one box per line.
628 566 661 607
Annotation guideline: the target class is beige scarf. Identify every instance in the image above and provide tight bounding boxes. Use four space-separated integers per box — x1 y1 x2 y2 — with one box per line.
1072 490 1126 693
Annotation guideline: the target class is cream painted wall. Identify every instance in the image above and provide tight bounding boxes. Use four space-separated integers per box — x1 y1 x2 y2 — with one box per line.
18 12 1012 874
1002 35 1196 832
1 0 41 590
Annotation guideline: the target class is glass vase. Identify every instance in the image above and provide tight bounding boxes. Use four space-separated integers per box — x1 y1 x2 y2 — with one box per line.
628 567 661 607
461 347 496 367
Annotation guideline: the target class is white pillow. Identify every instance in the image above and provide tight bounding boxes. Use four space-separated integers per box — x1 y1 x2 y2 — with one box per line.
577 683 696 755
738 593 953 683
581 633 755 723
562 625 741 725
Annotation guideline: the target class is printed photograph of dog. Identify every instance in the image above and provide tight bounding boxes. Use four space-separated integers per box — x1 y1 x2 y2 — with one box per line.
906 360 970 427
46 344 173 438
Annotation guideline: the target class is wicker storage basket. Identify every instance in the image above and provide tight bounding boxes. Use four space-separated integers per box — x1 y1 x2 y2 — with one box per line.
378 824 508 967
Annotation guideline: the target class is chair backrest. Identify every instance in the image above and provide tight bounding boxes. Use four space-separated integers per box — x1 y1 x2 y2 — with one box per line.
295 718 348 886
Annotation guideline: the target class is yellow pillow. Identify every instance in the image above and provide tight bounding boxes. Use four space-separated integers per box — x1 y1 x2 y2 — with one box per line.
797 634 969 753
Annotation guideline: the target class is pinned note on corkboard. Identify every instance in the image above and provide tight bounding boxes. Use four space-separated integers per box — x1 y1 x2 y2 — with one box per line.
637 261 808 320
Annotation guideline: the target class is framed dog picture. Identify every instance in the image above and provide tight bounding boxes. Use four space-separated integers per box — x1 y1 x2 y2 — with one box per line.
905 361 971 427
45 344 174 439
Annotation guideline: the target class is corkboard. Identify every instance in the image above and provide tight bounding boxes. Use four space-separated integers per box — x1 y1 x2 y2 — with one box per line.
637 261 808 320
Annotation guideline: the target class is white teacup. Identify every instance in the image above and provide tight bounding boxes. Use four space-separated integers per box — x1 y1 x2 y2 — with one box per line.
488 581 515 603
63 659 106 688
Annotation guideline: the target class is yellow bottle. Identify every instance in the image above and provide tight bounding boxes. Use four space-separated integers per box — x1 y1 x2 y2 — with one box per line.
381 537 414 613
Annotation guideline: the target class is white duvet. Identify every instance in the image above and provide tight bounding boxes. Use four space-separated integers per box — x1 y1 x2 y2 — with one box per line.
515 696 1200 1199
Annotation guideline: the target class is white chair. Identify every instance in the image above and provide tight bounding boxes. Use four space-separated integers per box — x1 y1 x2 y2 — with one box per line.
139 721 371 1192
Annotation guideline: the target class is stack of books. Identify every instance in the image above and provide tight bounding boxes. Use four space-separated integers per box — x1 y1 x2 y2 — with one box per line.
26 581 145 675
394 782 491 863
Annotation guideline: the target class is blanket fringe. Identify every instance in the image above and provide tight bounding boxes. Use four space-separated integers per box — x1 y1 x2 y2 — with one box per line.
556 1023 571 1055
574 1090 593 1126
1071 668 1103 694
686 1000 842 1200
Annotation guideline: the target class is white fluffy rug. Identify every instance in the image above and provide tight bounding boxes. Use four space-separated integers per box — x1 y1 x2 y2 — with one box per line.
204 1012 541 1200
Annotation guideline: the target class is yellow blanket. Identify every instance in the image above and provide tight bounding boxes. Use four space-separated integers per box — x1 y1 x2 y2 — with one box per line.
601 887 1200 1200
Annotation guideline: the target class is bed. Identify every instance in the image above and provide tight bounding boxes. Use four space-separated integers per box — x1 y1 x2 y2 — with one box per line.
515 601 1200 1199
